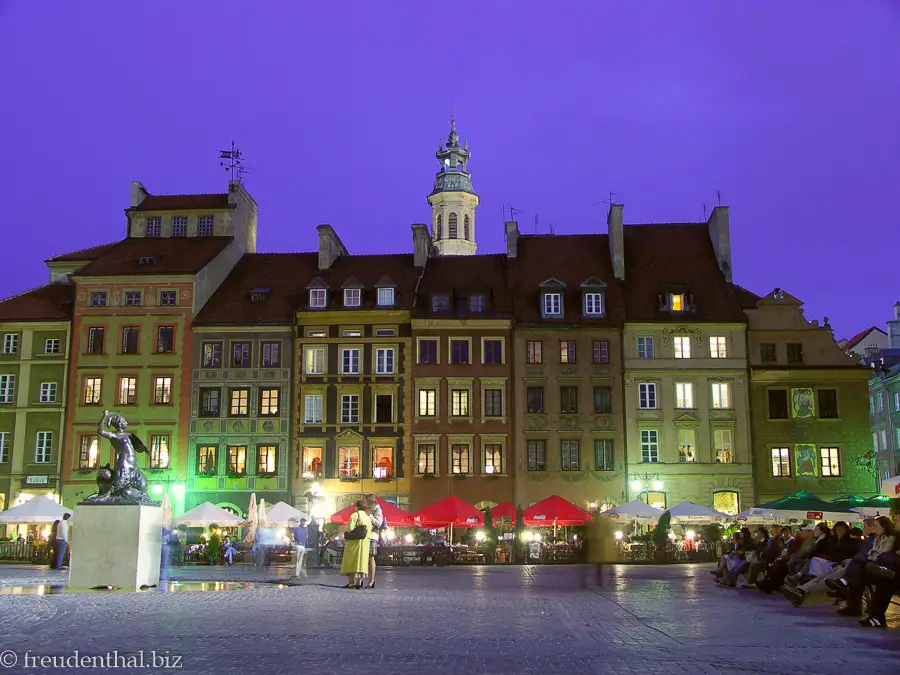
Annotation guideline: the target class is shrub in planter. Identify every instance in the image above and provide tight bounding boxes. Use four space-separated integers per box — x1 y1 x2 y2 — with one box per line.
652 511 671 562
206 533 221 565
512 505 526 564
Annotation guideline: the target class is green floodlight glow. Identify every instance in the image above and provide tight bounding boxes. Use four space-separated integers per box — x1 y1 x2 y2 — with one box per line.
171 484 185 497
151 485 164 495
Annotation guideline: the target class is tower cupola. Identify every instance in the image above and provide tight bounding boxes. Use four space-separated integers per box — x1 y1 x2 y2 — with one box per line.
427 114 479 256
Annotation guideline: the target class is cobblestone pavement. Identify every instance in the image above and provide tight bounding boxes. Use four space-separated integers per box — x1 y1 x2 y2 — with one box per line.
0 563 896 674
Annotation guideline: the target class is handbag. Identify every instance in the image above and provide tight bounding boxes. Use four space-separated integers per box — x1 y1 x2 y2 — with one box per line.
344 524 367 541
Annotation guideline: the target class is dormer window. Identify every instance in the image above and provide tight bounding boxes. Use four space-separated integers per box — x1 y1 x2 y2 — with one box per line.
146 217 162 238
432 294 450 312
138 256 157 265
670 293 686 312
250 288 271 303
583 293 604 316
343 289 361 307
469 294 486 312
375 288 392 306
309 289 327 308
543 293 562 316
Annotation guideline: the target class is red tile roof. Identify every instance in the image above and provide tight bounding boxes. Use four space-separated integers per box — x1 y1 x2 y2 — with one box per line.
0 284 75 322
416 254 514 317
731 284 762 310
73 237 234 277
844 326 887 351
621 224 745 322
45 242 120 263
510 234 626 325
194 252 423 325
129 193 232 211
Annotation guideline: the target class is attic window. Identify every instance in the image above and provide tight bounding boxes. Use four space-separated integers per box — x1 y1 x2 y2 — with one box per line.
670 294 686 312
309 289 327 308
342 329 362 338
375 328 396 337
432 294 450 312
250 287 272 303
469 294 486 312
543 292 562 316
344 289 361 307
306 330 327 338
138 256 157 265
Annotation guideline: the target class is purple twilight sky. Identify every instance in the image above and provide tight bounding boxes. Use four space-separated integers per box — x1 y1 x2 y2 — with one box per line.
3 1 898 338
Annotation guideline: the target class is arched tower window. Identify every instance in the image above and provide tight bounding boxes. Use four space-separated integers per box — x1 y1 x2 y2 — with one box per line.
448 213 458 239
435 215 442 240
463 214 470 240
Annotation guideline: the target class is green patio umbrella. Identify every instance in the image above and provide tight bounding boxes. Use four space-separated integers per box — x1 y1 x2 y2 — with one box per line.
831 495 866 504
854 495 892 517
756 492 859 522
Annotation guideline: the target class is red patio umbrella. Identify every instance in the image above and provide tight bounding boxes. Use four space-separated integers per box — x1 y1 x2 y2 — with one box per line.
329 497 412 527
412 496 484 528
523 495 591 526
489 502 518 522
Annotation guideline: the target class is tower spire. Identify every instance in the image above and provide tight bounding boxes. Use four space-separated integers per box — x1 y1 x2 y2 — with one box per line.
427 113 479 256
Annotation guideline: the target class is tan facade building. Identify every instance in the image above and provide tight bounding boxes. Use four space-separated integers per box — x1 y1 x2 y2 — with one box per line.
409 254 515 511
619 207 754 515
739 288 877 502
508 225 628 512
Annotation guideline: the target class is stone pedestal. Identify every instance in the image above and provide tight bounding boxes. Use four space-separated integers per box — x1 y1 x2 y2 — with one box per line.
69 504 162 590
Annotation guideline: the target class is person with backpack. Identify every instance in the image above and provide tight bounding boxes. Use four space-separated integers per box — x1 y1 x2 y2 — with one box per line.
366 494 386 589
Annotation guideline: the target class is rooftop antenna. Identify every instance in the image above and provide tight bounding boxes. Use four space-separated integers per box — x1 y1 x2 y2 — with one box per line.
717 189 722 206
534 214 539 234
509 206 521 222
219 141 245 184
593 191 619 208
702 202 707 222
549 223 555 235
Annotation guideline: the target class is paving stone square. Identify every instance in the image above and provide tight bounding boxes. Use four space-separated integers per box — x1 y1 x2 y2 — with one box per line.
0 563 895 674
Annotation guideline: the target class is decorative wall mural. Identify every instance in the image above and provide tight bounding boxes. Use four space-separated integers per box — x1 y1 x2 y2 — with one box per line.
794 444 817 477
790 388 815 419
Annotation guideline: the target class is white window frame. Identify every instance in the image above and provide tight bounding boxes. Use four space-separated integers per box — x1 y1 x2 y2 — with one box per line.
309 289 327 308
44 339 60 354
304 346 326 375
377 287 395 306
375 347 395 375
820 447 841 477
711 382 731 409
340 394 360 424
675 382 693 409
304 394 323 424
877 393 884 413
637 336 654 359
2 333 18 355
583 292 604 316
638 382 657 409
0 374 15 403
678 429 696 463
198 215 215 236
771 447 791 477
145 216 162 237
124 291 143 307
35 431 52 463
640 429 659 463
543 292 562 316
118 376 137 405
39 382 57 403
709 336 728 358
714 429 733 463
159 290 177 307
674 336 691 359
90 292 108 307
154 376 173 405
343 288 361 307
417 389 436 417
0 431 9 463
171 215 188 237
341 348 360 375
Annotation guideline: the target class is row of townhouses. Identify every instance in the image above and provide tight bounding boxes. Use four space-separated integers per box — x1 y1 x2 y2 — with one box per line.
0 123 877 521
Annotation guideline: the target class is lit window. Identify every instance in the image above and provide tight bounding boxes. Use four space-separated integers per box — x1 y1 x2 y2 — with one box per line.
713 491 740 516
820 447 841 477
259 388 279 416
304 347 326 375
675 382 693 409
560 340 576 364
674 336 691 359
257 445 277 474
301 447 323 477
670 293 685 311
227 446 246 475
417 444 436 475
451 389 470 416
117 377 137 405
418 390 436 416
153 376 172 405
711 383 731 409
451 444 471 474
339 446 360 477
229 388 249 416
678 429 696 463
372 447 393 478
709 336 727 358
83 377 102 405
483 443 504 474
149 435 169 469
771 448 791 477
78 435 99 470
197 446 217 474
714 429 733 463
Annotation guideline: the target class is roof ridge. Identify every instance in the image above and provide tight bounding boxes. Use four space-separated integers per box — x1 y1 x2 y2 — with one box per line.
45 241 120 262
0 283 61 306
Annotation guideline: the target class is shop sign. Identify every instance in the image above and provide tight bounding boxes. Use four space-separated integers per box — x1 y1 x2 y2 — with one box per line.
806 511 823 520
25 475 49 486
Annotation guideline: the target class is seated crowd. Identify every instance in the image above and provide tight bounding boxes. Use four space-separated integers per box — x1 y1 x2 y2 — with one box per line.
711 515 900 629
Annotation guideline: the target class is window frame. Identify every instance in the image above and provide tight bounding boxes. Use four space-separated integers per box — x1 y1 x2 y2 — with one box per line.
83 376 102 406
34 431 53 464
638 382 657 410
560 439 580 471
526 386 544 414
155 325 175 354
560 386 578 414
343 288 361 307
309 288 327 308
675 382 694 409
771 447 791 477
673 336 691 359
526 439 547 471
714 429 733 464
594 438 614 471
341 347 361 375
199 386 220 417
711 382 732 409
228 387 250 416
416 443 437 476
260 341 281 368
640 429 659 463
374 347 395 375
636 336 654 359
377 287 395 307
303 394 323 424
256 444 277 475
153 376 173 405
117 376 137 406
78 434 100 470
559 340 576 364
678 428 696 463
304 346 326 375
340 394 360 424
449 339 471 365
583 292 604 317
258 387 280 417
709 336 728 358
820 447 841 477
148 433 170 469
592 340 609 364
525 340 543 364
39 382 57 404
418 338 439 365
543 292 562 317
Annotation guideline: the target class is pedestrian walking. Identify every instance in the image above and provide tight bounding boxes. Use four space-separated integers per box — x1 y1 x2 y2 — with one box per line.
290 518 308 577
581 514 616 588
340 500 372 589
365 494 385 589
54 513 71 570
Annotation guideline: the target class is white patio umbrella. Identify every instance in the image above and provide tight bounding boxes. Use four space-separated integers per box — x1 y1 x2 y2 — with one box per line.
880 475 900 497
0 496 72 524
173 502 243 527
734 507 779 524
257 498 269 527
666 501 730 525
266 501 311 526
244 493 258 543
603 499 663 523
159 494 173 528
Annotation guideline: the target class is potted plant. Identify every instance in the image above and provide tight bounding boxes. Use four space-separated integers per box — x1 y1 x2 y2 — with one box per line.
512 505 526 564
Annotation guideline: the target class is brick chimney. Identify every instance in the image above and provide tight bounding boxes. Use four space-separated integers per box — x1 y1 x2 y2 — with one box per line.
505 221 519 258
411 224 431 268
707 206 732 282
607 204 624 280
317 224 348 271
130 181 149 208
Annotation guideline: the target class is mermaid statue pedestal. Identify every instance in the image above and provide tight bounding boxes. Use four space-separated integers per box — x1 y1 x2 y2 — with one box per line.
69 411 163 590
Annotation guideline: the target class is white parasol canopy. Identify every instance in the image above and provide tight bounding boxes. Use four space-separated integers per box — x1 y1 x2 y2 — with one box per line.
602 499 664 523
160 494 173 528
265 501 311 526
880 475 900 497
173 502 243 527
257 498 269 527
0 496 72 524
666 501 730 524
244 493 258 543
734 507 779 524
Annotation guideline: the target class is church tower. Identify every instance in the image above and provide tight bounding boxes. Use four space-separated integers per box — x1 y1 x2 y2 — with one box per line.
427 115 479 256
